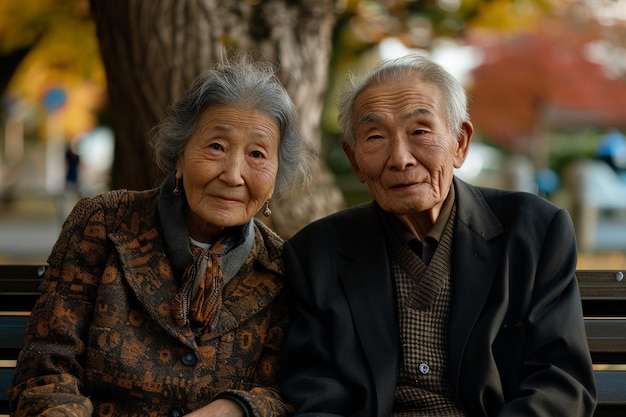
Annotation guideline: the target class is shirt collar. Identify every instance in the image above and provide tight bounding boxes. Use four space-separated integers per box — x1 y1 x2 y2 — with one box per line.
382 182 456 247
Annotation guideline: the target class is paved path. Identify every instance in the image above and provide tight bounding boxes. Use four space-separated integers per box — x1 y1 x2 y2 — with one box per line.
0 194 64 264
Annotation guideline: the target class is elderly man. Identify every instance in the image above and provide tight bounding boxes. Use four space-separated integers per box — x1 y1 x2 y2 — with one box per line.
279 53 596 417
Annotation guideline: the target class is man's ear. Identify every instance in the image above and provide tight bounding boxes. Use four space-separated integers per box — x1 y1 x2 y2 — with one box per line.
453 121 473 169
342 140 366 183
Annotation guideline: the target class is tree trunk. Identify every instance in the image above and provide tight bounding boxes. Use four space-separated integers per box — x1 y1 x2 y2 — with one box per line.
90 0 344 237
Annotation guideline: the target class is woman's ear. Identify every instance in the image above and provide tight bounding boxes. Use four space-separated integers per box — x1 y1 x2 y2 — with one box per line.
175 157 183 179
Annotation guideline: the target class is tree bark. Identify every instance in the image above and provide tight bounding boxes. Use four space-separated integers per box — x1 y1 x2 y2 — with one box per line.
90 0 344 237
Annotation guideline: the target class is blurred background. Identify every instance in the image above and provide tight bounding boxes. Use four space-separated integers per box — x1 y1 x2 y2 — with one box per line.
1 0 625 268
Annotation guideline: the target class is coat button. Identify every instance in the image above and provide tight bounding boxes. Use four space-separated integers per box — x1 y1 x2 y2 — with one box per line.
419 363 430 375
169 407 185 417
181 350 197 366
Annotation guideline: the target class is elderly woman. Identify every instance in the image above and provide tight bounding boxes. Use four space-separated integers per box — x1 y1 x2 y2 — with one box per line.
9 60 312 417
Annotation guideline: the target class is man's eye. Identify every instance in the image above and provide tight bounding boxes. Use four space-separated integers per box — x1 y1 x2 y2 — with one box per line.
413 129 427 135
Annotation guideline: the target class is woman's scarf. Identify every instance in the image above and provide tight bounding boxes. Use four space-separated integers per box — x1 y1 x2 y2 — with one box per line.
158 176 255 328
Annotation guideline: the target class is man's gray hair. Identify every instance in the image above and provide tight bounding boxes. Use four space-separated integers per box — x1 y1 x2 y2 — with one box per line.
337 52 470 148
150 59 313 195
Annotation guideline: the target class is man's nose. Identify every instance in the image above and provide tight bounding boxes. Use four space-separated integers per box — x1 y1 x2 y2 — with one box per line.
388 138 417 170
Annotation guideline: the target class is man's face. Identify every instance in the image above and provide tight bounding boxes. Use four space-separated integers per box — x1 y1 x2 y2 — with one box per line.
343 77 472 218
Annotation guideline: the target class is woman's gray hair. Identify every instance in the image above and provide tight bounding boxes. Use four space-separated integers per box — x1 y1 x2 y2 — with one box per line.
337 52 470 148
150 59 313 195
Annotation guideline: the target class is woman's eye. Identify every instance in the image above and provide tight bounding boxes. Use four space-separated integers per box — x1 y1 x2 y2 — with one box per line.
208 142 223 151
250 150 265 159
367 134 383 141
412 129 427 135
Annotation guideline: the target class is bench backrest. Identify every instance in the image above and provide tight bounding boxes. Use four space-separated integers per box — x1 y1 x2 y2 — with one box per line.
577 270 626 416
0 266 625 416
0 265 45 416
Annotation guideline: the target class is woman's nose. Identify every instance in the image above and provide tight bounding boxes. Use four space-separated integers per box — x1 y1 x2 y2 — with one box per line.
219 154 245 185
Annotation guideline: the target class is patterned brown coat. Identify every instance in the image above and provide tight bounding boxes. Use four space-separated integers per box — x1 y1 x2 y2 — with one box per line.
8 187 292 417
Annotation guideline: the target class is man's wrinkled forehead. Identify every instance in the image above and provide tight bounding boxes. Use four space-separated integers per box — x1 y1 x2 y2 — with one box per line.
356 108 435 127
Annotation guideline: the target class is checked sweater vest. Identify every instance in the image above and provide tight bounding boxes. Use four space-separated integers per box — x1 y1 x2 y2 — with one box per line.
390 204 465 417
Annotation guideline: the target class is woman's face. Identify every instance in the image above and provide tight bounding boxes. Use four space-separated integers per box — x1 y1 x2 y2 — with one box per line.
176 105 280 243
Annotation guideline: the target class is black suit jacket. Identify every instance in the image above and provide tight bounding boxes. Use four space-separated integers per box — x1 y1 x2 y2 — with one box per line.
280 177 596 417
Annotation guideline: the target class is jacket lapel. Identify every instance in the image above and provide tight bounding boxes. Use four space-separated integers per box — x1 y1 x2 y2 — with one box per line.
448 178 505 389
105 187 197 348
109 226 198 349
210 266 284 340
339 203 399 417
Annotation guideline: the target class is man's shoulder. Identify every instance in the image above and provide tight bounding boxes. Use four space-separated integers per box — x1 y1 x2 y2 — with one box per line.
457 178 560 214
289 201 376 245
478 185 561 214
300 201 373 229
459 180 567 238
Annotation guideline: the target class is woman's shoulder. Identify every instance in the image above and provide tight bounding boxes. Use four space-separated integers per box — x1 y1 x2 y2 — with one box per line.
253 218 283 245
252 218 284 273
72 188 151 210
81 187 162 215
62 188 160 233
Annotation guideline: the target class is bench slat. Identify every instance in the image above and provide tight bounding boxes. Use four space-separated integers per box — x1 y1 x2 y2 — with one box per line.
596 370 626 405
0 317 28 352
0 367 12 414
586 319 626 355
577 270 626 301
0 265 45 314
0 265 46 280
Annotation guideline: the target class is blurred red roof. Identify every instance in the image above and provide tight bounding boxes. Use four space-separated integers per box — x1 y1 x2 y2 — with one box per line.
468 24 626 152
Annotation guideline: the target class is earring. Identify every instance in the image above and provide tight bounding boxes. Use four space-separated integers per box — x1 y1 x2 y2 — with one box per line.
263 201 271 217
173 178 181 196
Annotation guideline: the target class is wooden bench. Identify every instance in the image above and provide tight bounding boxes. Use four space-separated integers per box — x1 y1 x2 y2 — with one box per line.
578 270 626 417
0 265 45 416
0 266 625 416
